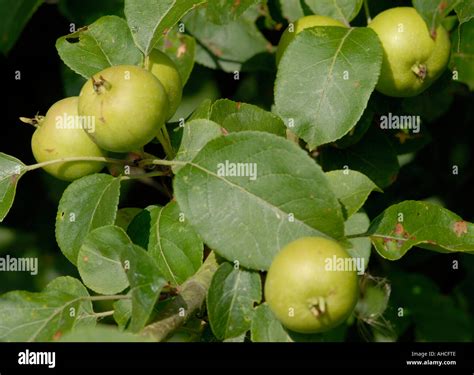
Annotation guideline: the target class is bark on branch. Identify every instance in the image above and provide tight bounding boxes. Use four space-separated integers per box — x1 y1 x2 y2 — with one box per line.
141 252 218 341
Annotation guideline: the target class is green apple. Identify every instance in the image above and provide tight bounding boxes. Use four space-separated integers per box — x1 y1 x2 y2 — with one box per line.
264 237 358 334
368 7 451 97
78 65 168 152
148 49 183 120
31 97 106 181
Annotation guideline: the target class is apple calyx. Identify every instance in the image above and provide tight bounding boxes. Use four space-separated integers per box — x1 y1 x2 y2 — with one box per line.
92 75 112 94
411 63 427 80
19 115 45 128
308 296 327 317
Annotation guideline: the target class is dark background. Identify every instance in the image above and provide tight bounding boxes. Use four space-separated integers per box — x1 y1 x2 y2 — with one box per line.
0 0 473 341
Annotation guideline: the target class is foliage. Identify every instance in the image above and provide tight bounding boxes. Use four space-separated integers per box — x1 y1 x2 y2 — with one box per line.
0 0 473 343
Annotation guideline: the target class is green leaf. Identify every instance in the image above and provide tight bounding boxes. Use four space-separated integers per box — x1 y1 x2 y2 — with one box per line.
304 0 363 25
58 0 125 26
188 98 213 121
156 27 196 86
442 14 460 31
174 131 344 270
127 206 155 249
368 200 474 260
207 262 261 340
56 174 121 265
320 127 400 189
79 225 166 331
455 0 474 24
0 277 94 342
56 15 143 79
451 19 474 90
414 294 472 342
274 27 383 149
61 64 87 97
115 207 142 231
148 201 204 286
279 0 305 22
113 298 132 330
124 0 204 55
124 244 167 332
173 119 223 173
59 325 151 342
250 303 345 342
413 0 461 35
170 69 221 122
0 0 42 55
251 303 292 342
184 7 270 72
326 170 381 218
334 105 374 148
344 212 371 271
388 270 472 341
207 0 259 24
0 153 26 222
211 99 287 136
78 225 131 295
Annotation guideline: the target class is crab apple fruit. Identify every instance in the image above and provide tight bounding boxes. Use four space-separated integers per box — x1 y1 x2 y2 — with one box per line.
148 49 183 120
78 65 168 152
31 97 106 181
264 237 358 334
368 7 451 97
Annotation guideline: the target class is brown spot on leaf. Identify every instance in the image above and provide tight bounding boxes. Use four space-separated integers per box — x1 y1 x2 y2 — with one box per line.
236 102 242 110
394 223 404 236
53 331 62 340
45 148 55 153
453 221 468 237
207 42 223 57
164 38 173 50
382 237 403 251
232 0 241 12
10 174 19 184
438 1 448 12
220 127 229 136
83 256 89 263
177 43 187 58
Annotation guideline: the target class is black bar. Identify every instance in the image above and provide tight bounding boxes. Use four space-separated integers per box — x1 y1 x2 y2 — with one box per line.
0 343 473 371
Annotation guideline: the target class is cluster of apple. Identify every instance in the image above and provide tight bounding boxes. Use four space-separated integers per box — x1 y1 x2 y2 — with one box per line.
29 50 182 181
24 7 452 335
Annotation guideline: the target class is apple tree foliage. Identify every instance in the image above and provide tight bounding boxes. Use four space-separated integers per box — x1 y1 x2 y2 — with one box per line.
0 0 473 342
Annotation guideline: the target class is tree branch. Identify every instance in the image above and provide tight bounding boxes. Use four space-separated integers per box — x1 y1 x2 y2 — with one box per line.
141 252 218 341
